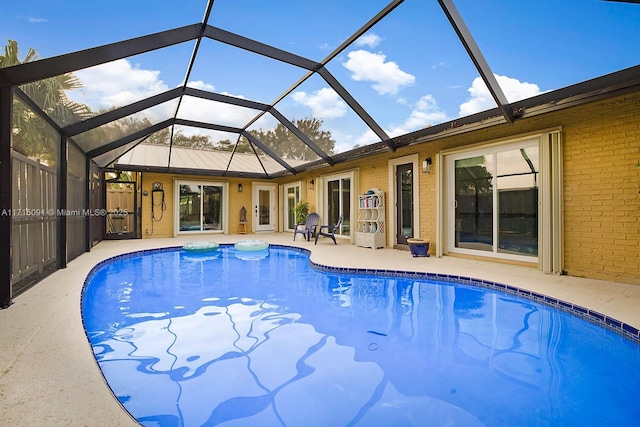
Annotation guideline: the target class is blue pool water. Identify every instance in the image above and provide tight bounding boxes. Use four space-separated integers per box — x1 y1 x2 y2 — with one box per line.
82 246 640 426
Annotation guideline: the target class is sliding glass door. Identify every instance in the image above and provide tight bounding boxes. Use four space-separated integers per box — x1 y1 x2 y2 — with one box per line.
448 139 539 260
453 154 494 252
324 174 351 237
178 181 224 233
284 183 301 232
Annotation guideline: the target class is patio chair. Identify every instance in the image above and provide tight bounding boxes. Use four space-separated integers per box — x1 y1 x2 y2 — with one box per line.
293 212 320 241
315 215 343 245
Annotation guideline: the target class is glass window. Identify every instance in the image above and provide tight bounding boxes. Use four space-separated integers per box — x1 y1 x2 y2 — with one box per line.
497 147 539 256
258 189 271 226
178 182 224 233
324 174 351 237
284 184 300 231
448 138 539 260
454 154 494 252
202 186 223 231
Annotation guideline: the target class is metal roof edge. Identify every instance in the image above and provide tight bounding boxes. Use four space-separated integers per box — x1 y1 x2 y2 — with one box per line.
395 64 640 147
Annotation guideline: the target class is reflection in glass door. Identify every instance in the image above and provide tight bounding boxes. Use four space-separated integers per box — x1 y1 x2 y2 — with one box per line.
450 140 539 259
178 183 223 232
259 190 270 225
454 155 494 252
325 176 350 237
396 163 413 245
284 184 300 231
497 146 539 256
254 184 276 232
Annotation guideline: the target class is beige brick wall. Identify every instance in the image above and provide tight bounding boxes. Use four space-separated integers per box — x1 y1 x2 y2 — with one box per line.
140 173 174 238
139 92 639 284
423 93 638 284
299 93 639 284
140 174 256 238
561 94 639 284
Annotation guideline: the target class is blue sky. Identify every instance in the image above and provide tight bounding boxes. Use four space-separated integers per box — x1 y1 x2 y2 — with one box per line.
2 0 640 154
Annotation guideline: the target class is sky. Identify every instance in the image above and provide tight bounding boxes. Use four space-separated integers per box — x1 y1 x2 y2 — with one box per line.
2 0 640 155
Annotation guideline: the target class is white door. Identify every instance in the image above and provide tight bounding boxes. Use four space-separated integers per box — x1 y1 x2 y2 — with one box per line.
253 183 277 232
283 182 302 232
322 173 352 238
446 138 540 261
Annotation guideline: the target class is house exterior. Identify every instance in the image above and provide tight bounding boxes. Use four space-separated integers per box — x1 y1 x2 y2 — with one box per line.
134 89 639 285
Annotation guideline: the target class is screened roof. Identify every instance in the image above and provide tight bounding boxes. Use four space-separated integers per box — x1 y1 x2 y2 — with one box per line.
2 0 639 178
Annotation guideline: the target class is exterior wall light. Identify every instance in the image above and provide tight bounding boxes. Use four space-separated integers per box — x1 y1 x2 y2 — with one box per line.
238 183 243 192
422 158 432 174
308 179 315 190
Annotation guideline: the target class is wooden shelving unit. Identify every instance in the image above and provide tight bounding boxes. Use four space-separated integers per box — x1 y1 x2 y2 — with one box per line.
356 188 386 249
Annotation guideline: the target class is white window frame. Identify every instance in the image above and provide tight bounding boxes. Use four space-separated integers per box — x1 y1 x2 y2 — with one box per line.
438 130 563 272
174 179 228 235
252 182 277 232
316 170 358 242
388 154 421 246
281 181 304 232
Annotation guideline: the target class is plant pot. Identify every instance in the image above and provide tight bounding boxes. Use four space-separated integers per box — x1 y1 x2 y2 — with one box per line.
407 238 430 257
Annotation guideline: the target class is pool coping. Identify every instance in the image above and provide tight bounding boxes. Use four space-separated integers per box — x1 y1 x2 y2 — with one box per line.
82 244 640 346
3 235 637 427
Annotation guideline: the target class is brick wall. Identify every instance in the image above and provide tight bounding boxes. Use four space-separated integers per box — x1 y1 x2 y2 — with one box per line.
140 173 174 238
561 95 639 284
140 174 256 238
139 92 639 284
316 93 640 284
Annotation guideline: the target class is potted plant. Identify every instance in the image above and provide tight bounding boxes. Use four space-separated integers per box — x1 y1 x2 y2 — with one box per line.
407 238 430 257
294 200 310 224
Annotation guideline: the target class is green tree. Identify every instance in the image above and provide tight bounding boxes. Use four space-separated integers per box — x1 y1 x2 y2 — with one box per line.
138 117 335 162
74 114 152 151
216 136 253 153
143 127 171 145
173 131 216 150
248 117 335 160
2 39 91 164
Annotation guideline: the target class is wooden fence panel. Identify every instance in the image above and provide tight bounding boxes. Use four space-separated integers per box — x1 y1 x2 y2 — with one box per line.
11 151 57 283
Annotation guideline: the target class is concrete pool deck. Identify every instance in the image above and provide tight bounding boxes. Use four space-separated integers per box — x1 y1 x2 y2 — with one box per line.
1 233 639 426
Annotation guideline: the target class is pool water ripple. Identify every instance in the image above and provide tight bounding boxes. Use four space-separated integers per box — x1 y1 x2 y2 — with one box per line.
82 246 640 426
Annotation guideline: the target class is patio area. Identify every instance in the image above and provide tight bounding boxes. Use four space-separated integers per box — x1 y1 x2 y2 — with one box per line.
1 234 640 426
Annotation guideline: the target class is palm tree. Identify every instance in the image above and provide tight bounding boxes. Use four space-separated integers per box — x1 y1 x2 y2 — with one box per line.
0 39 38 67
1 39 91 164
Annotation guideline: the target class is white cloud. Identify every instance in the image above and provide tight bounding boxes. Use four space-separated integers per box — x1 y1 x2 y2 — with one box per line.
354 129 379 147
180 83 258 135
387 95 448 137
354 94 448 145
177 96 256 128
329 130 356 154
186 80 215 92
343 50 415 96
72 59 168 109
291 87 347 119
28 17 48 23
431 61 449 70
69 60 257 135
355 33 382 48
459 74 542 116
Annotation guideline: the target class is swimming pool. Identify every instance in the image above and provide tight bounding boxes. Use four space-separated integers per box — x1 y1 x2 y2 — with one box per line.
82 245 640 426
